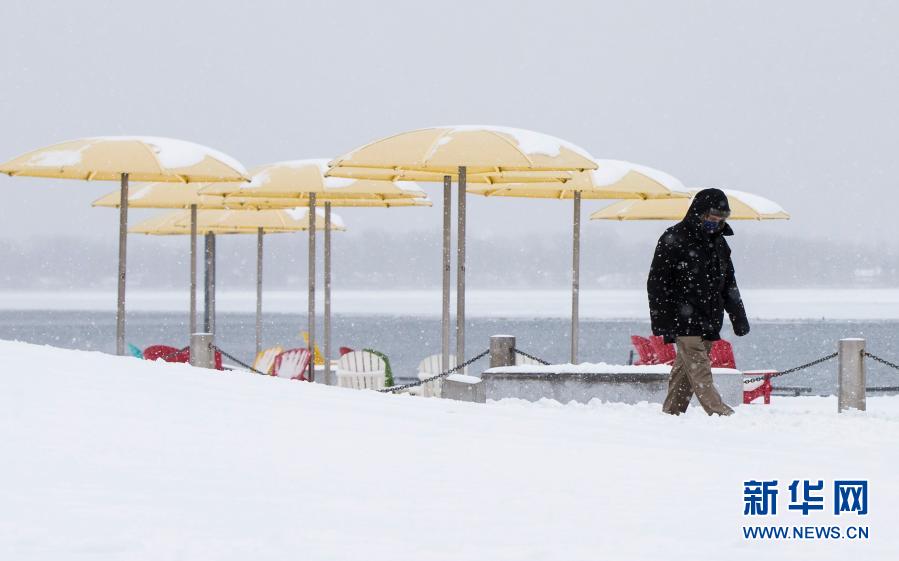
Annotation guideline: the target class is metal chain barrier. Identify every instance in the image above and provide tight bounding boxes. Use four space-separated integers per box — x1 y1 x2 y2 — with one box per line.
511 348 551 365
213 346 265 375
379 349 490 393
864 351 899 372
743 352 838 384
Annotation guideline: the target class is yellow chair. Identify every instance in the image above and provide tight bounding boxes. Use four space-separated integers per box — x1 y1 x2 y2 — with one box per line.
300 332 326 365
253 346 283 375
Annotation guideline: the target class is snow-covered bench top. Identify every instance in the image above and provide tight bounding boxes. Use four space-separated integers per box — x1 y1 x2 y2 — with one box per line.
483 363 741 383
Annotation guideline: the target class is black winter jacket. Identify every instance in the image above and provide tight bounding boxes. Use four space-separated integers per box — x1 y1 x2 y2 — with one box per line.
647 188 750 342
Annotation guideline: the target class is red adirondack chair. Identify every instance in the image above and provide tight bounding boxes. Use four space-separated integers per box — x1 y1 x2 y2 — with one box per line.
649 336 676 364
143 344 223 370
630 336 658 365
144 345 190 363
710 339 737 369
272 348 313 381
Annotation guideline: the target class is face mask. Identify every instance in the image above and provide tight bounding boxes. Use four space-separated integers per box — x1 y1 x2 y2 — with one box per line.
702 219 723 233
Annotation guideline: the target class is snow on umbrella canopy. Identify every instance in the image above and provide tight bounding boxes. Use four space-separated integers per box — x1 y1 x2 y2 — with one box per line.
325 125 598 179
590 189 790 221
0 136 248 182
130 208 347 235
200 159 427 200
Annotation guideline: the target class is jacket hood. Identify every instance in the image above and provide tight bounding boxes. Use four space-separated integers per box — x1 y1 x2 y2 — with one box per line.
684 188 734 236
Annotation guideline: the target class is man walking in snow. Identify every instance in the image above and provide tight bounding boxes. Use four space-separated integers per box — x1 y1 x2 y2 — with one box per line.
647 188 750 416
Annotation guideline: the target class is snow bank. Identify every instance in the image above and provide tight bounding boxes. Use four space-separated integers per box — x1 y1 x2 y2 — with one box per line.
0 340 895 560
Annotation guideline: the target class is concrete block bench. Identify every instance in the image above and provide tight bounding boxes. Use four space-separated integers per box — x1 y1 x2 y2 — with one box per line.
480 363 743 407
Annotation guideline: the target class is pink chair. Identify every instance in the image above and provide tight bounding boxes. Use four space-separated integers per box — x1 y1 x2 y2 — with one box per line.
272 348 312 380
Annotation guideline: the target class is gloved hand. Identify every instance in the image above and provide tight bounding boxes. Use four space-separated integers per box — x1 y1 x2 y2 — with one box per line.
731 314 750 336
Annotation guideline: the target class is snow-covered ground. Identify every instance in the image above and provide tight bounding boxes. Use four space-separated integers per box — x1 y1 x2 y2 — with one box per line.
1 340 896 560
4 288 899 319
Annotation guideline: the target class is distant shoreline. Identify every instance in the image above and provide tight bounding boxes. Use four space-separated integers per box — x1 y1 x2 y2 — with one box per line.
1 289 899 320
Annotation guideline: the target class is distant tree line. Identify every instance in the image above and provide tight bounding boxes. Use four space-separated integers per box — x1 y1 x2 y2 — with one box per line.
0 230 895 291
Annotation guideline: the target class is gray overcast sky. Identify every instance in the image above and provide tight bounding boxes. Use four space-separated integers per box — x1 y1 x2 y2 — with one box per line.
1 0 897 246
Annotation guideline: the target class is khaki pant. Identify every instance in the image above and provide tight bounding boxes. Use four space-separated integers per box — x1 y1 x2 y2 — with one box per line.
662 336 734 416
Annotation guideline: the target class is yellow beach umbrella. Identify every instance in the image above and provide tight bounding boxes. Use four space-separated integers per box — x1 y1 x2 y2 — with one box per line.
0 136 248 355
467 161 689 200
131 208 345 355
327 125 597 175
327 125 599 366
590 189 790 221
468 160 689 363
325 167 575 184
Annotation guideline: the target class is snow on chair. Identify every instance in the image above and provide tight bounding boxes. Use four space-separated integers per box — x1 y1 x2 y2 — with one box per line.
253 346 283 375
272 348 312 381
630 336 658 365
417 354 465 397
337 350 386 390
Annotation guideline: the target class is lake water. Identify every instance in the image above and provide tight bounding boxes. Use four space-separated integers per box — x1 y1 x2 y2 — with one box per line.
3 310 899 396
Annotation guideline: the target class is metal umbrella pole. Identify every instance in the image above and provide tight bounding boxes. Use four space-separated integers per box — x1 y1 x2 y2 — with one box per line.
189 204 197 339
204 232 216 334
256 226 264 356
456 166 467 363
442 175 452 370
324 202 332 385
115 172 129 355
570 191 581 364
307 193 317 382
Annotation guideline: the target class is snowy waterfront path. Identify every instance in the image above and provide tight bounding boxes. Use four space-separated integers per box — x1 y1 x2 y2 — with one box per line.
1 340 896 560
